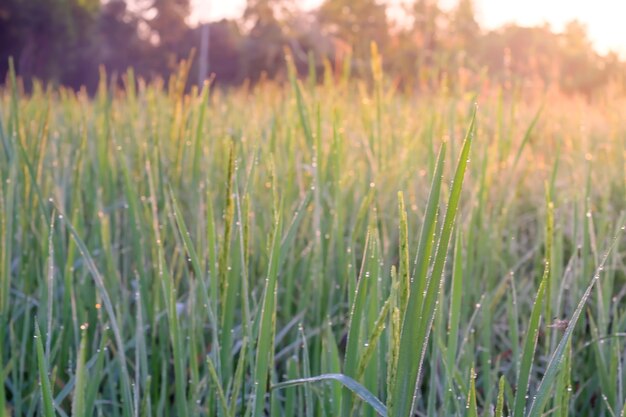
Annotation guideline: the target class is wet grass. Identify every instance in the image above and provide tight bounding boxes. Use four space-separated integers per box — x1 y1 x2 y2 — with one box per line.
1 57 626 416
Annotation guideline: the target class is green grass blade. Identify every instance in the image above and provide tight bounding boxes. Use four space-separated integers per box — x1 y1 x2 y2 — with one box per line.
230 336 248 416
496 375 506 417
512 104 543 169
526 226 624 417
411 143 447 313
387 142 446 416
251 206 283 417
35 322 56 417
206 355 230 417
287 53 314 145
357 295 391 380
160 245 189 417
342 230 373 416
84 333 108 416
513 272 547 417
397 192 410 316
391 108 475 417
0 161 16 315
71 329 88 417
61 215 134 417
169 188 220 347
273 373 388 417
444 230 464 411
466 367 478 417
299 326 314 417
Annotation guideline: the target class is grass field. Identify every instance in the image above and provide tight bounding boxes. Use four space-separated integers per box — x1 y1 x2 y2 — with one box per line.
1 56 625 417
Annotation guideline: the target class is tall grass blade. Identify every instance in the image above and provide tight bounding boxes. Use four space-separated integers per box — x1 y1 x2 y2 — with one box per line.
466 367 478 417
251 206 283 417
342 230 373 416
35 323 56 417
160 245 189 417
71 329 88 417
496 375 506 417
273 373 388 417
390 108 475 417
513 272 547 417
526 226 624 417
61 216 134 417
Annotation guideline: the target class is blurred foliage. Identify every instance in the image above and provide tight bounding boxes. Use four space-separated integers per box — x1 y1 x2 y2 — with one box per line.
0 0 625 96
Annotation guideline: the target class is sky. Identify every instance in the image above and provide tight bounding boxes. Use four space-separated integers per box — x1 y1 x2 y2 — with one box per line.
191 0 626 56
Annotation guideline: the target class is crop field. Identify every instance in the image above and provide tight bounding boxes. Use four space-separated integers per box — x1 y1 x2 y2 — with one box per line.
1 57 625 417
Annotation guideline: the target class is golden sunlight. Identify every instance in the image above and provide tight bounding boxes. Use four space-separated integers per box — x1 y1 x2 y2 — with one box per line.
193 0 626 55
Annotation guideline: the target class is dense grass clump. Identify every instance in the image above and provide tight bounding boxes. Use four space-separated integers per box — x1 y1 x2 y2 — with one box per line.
1 57 625 417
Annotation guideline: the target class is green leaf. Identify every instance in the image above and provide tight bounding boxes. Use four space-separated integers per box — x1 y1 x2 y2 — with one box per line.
35 323 56 417
513 270 547 417
466 367 478 417
526 226 624 417
251 207 283 417
71 329 88 417
273 373 387 417
390 108 475 417
496 375 506 417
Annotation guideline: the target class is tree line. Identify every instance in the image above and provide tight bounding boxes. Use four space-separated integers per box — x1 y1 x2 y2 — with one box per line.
1 0 624 96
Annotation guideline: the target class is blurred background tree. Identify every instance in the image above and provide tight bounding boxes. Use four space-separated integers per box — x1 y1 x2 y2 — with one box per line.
240 0 291 81
450 0 479 51
0 0 624 96
146 0 192 71
317 0 389 66
97 0 151 78
0 0 100 88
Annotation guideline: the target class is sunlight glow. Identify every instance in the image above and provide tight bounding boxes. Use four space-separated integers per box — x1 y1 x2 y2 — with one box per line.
192 0 626 56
